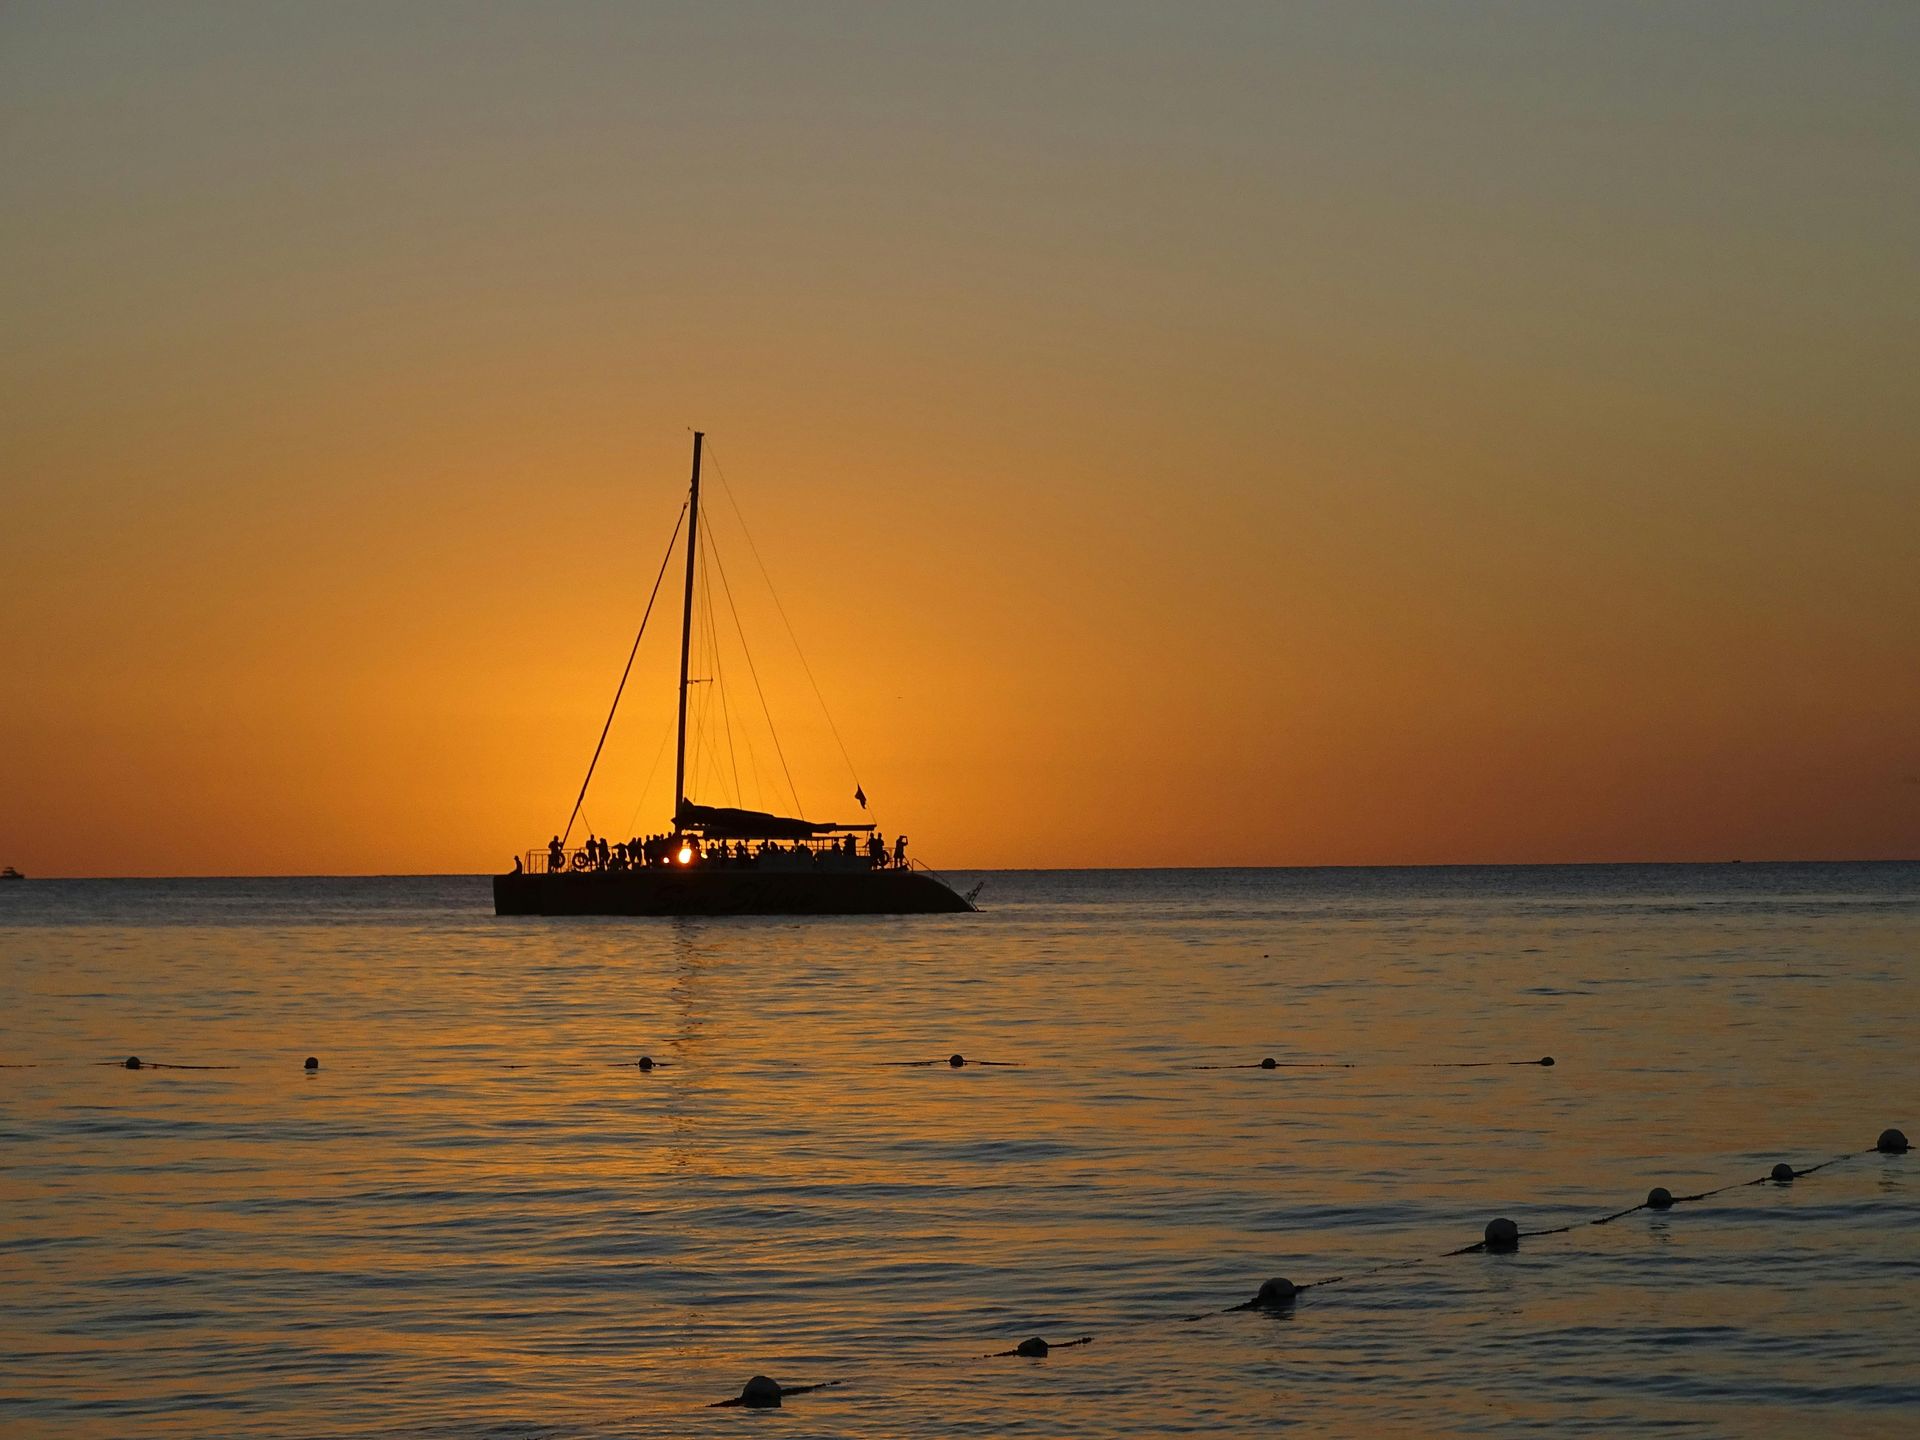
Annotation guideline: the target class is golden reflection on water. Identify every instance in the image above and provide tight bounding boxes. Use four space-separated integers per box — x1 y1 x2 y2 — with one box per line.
1 866 1916 1436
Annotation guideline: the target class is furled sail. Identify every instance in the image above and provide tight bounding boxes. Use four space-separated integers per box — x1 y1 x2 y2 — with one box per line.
676 803 872 838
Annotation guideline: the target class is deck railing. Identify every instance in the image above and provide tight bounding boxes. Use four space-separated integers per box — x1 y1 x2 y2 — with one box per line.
520 837 908 876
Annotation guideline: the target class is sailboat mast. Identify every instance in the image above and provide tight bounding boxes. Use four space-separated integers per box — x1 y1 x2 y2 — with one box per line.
671 431 703 829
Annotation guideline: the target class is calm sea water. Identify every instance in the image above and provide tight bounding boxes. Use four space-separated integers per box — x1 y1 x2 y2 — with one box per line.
3 865 1917 1437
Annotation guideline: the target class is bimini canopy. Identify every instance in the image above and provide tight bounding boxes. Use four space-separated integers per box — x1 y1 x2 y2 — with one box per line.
677 803 873 839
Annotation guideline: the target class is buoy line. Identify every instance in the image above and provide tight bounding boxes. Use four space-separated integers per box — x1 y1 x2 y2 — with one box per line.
698 1127 1910 1410
98 1056 236 1071
0 1052 1904 1412
10 1050 1560 1075
1194 1055 1555 1071
883 1053 1020 1068
709 1376 843 1409
983 1334 1093 1359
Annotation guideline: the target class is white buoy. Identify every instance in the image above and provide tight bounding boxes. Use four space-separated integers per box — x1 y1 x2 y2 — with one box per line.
1484 1217 1520 1251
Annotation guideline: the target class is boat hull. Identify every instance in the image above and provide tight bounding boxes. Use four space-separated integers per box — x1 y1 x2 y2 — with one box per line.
492 867 974 916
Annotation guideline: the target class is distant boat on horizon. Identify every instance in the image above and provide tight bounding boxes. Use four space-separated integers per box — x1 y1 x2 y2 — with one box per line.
0 866 23 881
493 432 975 917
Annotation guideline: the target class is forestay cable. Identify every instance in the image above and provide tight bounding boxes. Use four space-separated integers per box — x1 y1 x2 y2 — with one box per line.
561 504 687 848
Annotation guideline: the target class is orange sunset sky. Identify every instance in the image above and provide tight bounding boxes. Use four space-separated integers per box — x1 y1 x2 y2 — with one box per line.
2 3 1916 876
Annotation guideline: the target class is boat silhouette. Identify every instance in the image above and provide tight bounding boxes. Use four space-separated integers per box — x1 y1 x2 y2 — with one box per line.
493 433 974 916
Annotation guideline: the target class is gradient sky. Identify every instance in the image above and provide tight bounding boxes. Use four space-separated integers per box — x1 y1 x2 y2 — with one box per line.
3 2 1916 875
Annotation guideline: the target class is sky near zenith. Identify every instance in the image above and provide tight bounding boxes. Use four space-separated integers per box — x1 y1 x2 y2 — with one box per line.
2 1 1916 875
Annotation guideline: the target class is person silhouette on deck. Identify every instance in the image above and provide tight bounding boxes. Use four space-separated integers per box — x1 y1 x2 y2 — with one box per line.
548 836 564 872
894 834 907 867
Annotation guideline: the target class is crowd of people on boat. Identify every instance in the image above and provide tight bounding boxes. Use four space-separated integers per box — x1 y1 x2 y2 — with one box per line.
526 830 909 874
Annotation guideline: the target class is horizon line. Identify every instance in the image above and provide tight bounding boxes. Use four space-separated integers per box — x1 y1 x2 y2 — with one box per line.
9 856 1918 882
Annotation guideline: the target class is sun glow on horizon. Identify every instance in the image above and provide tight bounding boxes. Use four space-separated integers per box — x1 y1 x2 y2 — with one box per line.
1 4 1916 876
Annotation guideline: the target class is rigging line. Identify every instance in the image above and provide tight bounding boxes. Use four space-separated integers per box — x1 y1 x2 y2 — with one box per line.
719 576 769 811
688 520 726 809
624 711 677 836
705 517 804 816
700 523 743 807
694 569 731 808
698 544 728 806
686 549 717 808
561 504 688 848
689 581 716 805
706 506 768 808
704 441 864 794
738 682 770 811
702 544 730 805
712 541 743 808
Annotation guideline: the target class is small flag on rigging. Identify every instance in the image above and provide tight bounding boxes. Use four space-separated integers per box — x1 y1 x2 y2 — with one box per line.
854 785 867 809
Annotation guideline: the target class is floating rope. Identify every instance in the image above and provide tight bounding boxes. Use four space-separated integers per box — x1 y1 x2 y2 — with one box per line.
1 1051 1903 1415
710 1376 843 1409
11 1048 1565 1076
100 1056 235 1071
1196 1055 1553 1071
1438 1152 1876 1255
698 1128 1909 1409
883 1054 1019 1068
984 1335 1093 1358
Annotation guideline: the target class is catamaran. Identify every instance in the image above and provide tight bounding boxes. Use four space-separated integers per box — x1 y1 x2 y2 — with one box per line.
493 433 975 916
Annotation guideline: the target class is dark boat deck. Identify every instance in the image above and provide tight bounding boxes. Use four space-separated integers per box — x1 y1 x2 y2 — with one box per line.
493 866 974 916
